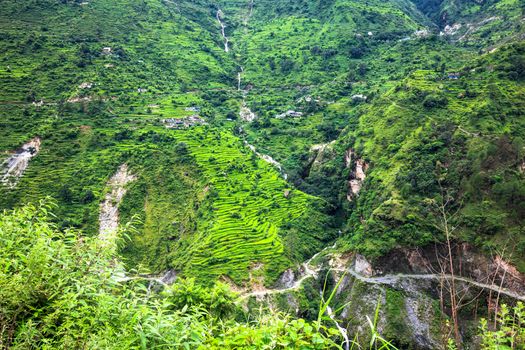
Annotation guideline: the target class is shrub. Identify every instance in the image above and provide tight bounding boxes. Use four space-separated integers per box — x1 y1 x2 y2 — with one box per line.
0 202 345 349
423 94 448 108
479 303 525 349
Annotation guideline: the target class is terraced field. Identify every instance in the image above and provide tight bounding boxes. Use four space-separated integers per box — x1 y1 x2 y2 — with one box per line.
166 127 332 284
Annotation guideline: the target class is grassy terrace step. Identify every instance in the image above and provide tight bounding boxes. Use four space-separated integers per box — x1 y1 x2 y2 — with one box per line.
149 126 331 285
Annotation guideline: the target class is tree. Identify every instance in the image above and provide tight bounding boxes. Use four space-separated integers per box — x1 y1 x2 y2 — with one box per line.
81 189 95 204
59 185 73 203
280 58 294 74
350 46 365 58
423 94 448 108
434 181 462 347
358 63 367 76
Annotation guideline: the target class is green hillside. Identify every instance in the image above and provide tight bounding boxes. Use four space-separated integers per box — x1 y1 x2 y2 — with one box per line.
341 43 525 267
0 0 336 286
1 0 525 348
119 127 334 284
411 0 525 48
1 0 524 281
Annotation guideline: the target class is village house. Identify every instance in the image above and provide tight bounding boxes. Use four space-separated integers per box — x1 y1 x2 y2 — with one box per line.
351 94 368 102
184 106 201 112
163 115 206 129
275 110 303 119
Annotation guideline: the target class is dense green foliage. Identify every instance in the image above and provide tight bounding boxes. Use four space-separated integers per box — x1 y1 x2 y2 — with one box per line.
0 203 344 349
342 44 525 268
120 127 334 284
0 0 336 285
1 0 525 347
2 0 524 279
206 0 525 271
479 302 525 349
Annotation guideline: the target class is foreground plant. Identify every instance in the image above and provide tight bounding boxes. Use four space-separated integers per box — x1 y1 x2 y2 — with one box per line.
0 202 342 349
479 302 525 349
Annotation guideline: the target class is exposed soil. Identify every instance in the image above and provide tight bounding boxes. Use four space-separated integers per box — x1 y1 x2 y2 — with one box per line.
99 164 136 237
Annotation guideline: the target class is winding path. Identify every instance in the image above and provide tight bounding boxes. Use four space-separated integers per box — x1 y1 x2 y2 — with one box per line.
240 247 331 299
240 251 525 302
344 270 525 302
113 244 525 305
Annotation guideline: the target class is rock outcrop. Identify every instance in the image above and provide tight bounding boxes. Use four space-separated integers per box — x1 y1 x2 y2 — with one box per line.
1 137 41 188
309 141 336 173
375 244 525 296
239 102 257 122
276 268 296 289
245 243 525 349
345 149 369 201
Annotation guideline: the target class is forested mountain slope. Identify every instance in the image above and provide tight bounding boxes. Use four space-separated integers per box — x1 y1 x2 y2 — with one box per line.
211 0 525 269
1 0 525 348
1 0 524 289
0 0 334 285
341 44 525 266
410 0 525 47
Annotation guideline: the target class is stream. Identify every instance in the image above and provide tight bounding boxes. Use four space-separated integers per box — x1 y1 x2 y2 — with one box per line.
238 66 244 91
216 9 229 53
244 142 288 179
243 0 254 26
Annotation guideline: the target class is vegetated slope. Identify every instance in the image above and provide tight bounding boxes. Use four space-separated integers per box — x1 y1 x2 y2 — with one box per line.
229 0 426 101
0 0 335 285
2 201 524 349
0 0 234 149
237 33 476 191
410 0 525 48
338 43 525 268
119 127 334 284
221 0 479 205
0 203 346 349
217 0 525 273
1 0 525 348
0 0 232 100
1 0 525 283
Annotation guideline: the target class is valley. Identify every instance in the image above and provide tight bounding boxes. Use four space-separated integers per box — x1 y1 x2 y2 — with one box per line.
1 0 525 348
